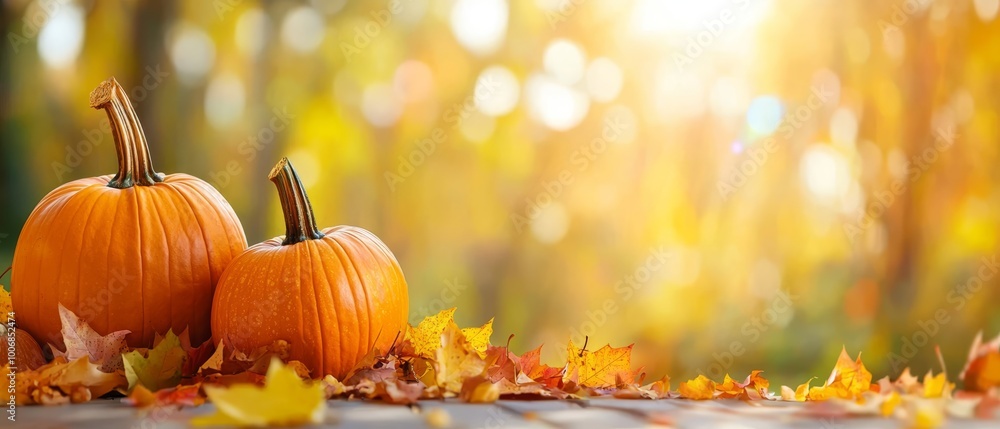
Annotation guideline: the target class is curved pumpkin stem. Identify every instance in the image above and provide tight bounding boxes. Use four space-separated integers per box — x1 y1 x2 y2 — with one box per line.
269 157 325 245
90 77 163 188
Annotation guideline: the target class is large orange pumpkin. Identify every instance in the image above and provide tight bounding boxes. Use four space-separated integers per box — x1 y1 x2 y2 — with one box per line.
211 158 408 378
11 78 247 349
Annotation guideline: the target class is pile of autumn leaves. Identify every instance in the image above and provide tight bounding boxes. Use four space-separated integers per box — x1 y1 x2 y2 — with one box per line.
3 287 1000 426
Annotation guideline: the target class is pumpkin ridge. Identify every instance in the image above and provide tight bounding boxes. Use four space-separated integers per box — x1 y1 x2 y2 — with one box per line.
306 240 330 376
102 187 130 338
188 178 247 265
68 186 109 342
143 185 175 341
339 228 404 332
19 185 77 345
326 233 374 365
169 182 217 290
129 185 145 343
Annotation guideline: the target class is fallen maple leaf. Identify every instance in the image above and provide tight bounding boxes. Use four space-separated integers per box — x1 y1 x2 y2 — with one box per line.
0 286 11 316
922 370 950 398
15 356 126 405
193 358 325 427
406 308 457 358
823 347 873 400
124 383 204 408
54 304 130 372
435 321 486 393
715 374 744 399
679 375 716 400
744 370 770 399
484 345 517 383
960 331 1000 392
175 328 216 378
565 340 634 388
460 318 494 357
198 340 226 374
519 345 563 387
642 374 671 399
460 375 500 403
123 330 187 392
373 380 425 404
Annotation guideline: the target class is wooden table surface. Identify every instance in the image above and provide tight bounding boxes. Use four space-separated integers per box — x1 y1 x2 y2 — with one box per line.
12 398 1000 429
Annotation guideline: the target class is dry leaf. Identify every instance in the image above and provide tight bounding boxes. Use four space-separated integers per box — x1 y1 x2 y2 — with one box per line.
642 374 671 399
56 303 130 372
565 340 634 388
123 330 187 392
460 375 500 403
519 345 563 387
15 356 126 405
193 358 324 427
460 318 494 357
124 383 204 408
374 380 424 405
678 375 716 400
406 308 457 358
435 321 486 394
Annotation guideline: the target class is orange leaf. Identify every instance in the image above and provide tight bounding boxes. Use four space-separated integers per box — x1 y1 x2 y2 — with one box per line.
678 375 716 400
565 340 634 388
519 345 563 387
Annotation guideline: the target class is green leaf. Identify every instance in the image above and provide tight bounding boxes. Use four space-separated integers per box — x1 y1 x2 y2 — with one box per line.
123 329 187 392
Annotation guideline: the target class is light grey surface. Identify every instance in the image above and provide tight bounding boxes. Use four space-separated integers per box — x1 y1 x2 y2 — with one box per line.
9 397 1000 428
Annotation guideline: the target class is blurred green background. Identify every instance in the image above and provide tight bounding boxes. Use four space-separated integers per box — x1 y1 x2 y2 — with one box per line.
1 0 999 385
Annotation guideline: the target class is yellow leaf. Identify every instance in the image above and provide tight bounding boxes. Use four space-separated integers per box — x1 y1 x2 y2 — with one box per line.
407 308 457 358
880 391 901 417
0 287 12 316
565 340 634 388
825 347 873 399
435 321 486 393
193 358 325 427
715 374 742 398
15 356 126 405
122 330 186 392
678 375 716 400
921 370 948 398
794 377 815 401
460 375 500 403
460 317 494 357
806 385 833 401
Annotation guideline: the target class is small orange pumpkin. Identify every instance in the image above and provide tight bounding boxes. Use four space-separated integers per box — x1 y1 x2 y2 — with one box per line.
211 158 408 378
13 329 47 371
12 78 247 349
